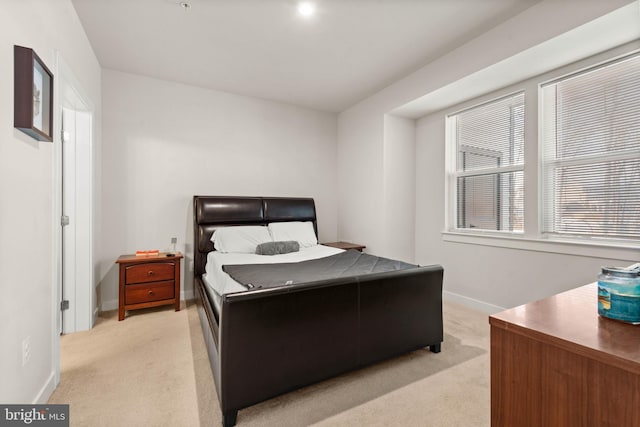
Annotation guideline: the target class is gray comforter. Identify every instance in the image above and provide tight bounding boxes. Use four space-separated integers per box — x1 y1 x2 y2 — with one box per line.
222 249 417 289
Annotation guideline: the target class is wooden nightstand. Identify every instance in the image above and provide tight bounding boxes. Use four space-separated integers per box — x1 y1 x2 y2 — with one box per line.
116 252 183 321
322 241 366 252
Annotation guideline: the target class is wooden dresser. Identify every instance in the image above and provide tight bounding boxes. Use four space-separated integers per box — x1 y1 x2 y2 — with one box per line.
490 283 640 426
116 253 183 321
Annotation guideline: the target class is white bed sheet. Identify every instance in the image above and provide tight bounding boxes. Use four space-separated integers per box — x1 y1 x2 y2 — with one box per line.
202 245 345 312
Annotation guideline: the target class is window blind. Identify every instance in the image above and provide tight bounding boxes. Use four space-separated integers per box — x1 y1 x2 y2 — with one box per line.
541 53 640 240
449 92 524 232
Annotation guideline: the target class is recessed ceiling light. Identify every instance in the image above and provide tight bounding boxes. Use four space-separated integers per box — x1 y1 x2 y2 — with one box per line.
297 2 315 17
179 2 191 11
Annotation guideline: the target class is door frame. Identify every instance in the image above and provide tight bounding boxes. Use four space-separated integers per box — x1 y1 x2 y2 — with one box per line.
52 52 95 382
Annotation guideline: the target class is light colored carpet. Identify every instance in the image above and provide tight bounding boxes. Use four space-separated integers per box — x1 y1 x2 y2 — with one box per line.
49 300 490 426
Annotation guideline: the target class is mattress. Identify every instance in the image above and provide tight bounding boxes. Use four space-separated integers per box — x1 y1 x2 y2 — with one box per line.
202 245 344 315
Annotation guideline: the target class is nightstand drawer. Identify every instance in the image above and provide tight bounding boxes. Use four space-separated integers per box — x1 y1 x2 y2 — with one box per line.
126 262 175 284
125 280 175 305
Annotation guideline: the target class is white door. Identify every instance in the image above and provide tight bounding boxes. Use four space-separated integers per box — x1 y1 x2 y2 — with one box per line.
61 106 93 334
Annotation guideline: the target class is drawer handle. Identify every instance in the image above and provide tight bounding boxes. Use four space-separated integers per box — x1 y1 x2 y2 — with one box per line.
149 290 154 296
148 270 154 276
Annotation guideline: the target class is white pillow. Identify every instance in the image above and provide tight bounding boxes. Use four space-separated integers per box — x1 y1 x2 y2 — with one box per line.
211 226 272 253
268 221 318 248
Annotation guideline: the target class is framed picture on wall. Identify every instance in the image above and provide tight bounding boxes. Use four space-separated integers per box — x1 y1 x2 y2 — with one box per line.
14 45 54 142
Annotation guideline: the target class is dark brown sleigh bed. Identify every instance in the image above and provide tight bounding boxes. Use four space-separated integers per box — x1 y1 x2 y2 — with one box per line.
193 196 444 426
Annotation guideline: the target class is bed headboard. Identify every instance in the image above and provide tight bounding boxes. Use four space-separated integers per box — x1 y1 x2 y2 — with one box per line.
193 196 318 277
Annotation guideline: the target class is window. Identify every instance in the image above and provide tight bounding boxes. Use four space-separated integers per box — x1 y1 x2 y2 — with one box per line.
447 92 524 232
541 53 640 242
443 48 639 258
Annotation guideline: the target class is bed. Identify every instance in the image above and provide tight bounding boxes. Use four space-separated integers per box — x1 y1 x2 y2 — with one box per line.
193 196 444 426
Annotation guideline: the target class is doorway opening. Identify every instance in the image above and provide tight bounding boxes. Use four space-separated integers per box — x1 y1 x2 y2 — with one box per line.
54 54 95 344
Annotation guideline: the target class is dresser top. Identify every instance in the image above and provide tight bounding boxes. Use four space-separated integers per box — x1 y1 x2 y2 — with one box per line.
490 283 640 374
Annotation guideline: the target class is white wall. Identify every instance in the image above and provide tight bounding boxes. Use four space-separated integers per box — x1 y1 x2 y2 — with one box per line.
337 104 385 254
0 0 101 403
337 0 637 310
100 70 338 309
382 115 415 262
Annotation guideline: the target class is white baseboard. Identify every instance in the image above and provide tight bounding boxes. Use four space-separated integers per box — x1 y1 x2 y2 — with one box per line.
443 290 505 314
34 371 56 404
101 290 196 312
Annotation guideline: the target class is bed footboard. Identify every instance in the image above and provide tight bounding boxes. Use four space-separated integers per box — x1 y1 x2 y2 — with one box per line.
201 265 443 424
358 266 443 365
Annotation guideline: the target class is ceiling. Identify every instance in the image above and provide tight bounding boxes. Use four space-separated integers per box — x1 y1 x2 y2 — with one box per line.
71 0 539 113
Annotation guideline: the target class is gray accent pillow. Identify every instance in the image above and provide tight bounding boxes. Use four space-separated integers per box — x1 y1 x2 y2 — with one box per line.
255 240 300 256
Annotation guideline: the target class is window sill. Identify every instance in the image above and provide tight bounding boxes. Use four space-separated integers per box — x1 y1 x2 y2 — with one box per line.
442 231 639 262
